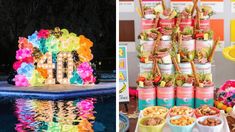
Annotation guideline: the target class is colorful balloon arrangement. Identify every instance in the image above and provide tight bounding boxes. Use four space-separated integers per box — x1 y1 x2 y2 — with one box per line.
11 27 96 86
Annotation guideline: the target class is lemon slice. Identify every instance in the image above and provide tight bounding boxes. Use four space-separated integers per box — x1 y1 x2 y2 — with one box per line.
223 45 235 61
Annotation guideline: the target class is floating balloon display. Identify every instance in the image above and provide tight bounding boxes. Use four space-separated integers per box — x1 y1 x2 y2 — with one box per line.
12 27 96 86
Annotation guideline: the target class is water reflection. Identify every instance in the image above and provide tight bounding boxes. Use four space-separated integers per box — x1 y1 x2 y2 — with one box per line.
15 98 96 132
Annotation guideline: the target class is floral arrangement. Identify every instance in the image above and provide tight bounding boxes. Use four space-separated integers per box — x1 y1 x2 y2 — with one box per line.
11 27 96 87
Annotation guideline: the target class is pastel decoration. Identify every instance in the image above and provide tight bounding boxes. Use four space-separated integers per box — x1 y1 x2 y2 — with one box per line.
29 70 45 86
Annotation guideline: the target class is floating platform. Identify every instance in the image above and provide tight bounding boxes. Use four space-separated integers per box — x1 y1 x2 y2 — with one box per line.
0 81 116 100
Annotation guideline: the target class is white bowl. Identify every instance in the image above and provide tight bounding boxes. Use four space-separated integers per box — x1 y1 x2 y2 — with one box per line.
196 116 223 132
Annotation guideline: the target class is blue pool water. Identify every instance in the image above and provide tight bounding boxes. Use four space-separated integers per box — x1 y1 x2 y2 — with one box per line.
0 95 115 132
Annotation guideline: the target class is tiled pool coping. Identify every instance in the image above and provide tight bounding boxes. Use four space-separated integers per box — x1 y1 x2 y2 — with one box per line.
0 81 116 100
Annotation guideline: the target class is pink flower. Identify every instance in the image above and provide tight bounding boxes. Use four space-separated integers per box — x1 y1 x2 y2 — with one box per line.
83 75 96 84
37 29 50 39
16 48 32 60
13 61 22 70
15 75 29 87
77 62 93 79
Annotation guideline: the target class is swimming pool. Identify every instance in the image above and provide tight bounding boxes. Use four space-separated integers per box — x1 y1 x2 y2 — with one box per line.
0 95 115 132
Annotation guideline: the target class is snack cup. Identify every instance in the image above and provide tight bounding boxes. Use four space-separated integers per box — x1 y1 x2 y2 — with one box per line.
159 18 175 29
179 18 193 31
139 40 155 52
179 63 192 74
169 106 194 117
141 19 155 30
138 87 157 111
196 116 223 132
195 63 212 74
159 40 172 49
142 106 169 119
195 106 220 118
168 116 196 132
138 116 166 132
158 63 174 74
139 62 153 73
199 19 210 31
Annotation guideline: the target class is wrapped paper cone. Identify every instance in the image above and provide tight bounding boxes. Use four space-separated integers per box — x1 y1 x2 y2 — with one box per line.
162 0 166 10
153 33 162 54
208 38 220 62
196 6 200 30
154 12 160 28
136 8 143 18
139 0 144 17
172 57 181 73
190 61 200 86
191 0 199 16
152 58 161 77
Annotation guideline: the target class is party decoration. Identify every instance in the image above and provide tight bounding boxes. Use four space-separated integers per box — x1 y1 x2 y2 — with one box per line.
11 27 96 86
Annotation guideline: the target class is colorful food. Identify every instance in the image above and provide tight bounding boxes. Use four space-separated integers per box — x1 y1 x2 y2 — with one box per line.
138 29 160 41
143 106 169 118
197 73 213 87
196 105 219 116
175 74 194 87
199 118 221 126
170 106 194 116
200 5 214 19
142 117 164 126
136 72 154 87
158 74 175 87
170 116 195 126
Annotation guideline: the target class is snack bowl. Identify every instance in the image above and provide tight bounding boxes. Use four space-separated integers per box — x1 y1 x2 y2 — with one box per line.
142 106 169 119
195 105 220 118
138 116 166 132
167 115 196 132
169 106 194 117
196 116 223 132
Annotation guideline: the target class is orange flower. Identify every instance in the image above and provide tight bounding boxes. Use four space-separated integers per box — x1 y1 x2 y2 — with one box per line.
36 68 48 79
79 35 93 48
18 37 34 50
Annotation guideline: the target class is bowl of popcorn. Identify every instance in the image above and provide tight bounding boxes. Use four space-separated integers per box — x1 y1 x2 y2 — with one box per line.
168 115 196 132
196 116 223 132
143 106 169 119
195 105 220 118
169 106 194 117
138 116 166 132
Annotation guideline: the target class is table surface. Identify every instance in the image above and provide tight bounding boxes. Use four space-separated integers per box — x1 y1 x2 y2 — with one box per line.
0 81 116 99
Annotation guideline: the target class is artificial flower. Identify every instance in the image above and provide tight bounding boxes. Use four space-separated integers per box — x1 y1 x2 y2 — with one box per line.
15 74 30 87
37 29 50 39
16 48 32 60
13 61 22 70
17 62 34 78
18 37 34 50
28 31 40 48
70 71 83 85
29 70 45 86
77 62 93 79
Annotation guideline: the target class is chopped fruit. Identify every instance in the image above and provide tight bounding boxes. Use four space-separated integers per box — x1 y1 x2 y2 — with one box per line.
154 76 161 83
137 76 146 82
139 81 144 87
160 81 166 87
140 57 145 63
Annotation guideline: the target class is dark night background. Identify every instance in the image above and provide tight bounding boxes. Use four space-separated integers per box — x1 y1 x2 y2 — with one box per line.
0 0 116 78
